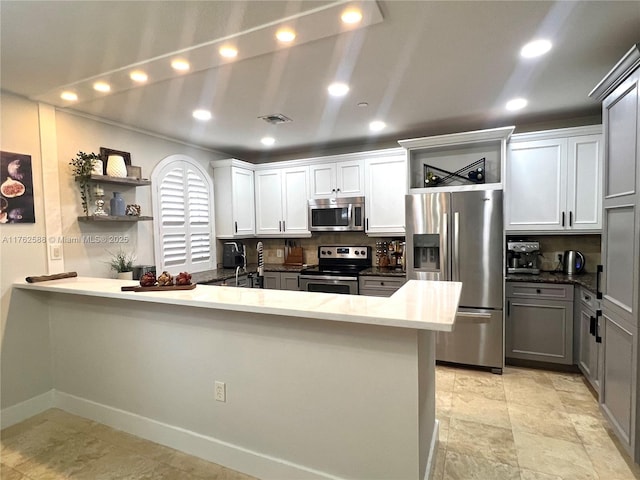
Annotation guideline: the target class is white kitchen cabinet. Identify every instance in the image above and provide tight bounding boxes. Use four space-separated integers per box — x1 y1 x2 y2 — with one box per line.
365 153 407 236
310 160 364 199
211 159 255 238
254 166 310 237
505 126 602 232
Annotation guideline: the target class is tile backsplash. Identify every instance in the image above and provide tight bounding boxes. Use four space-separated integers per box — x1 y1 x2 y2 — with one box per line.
218 233 403 267
508 234 601 272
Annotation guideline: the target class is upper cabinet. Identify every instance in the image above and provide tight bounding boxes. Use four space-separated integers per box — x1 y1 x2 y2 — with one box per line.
310 160 364 199
505 126 602 233
211 159 255 238
399 126 514 193
364 150 407 236
254 166 310 237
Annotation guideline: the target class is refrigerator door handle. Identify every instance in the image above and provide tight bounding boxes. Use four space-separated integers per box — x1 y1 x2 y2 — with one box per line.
442 212 449 280
452 212 460 281
456 312 492 323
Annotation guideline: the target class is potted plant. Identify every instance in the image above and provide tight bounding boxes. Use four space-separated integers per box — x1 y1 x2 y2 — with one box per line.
70 151 101 216
108 248 135 279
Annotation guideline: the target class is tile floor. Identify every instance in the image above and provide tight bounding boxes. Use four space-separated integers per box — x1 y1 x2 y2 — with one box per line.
1 366 639 479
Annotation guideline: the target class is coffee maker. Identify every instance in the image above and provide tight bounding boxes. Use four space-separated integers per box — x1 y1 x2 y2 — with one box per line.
223 241 246 269
507 241 541 274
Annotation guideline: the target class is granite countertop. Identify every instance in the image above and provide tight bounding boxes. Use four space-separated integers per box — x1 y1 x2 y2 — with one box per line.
506 271 598 293
191 263 310 284
360 267 407 277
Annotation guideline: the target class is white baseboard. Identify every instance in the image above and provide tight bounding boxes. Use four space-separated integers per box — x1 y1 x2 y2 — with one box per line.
54 391 342 480
0 390 55 429
425 419 440 480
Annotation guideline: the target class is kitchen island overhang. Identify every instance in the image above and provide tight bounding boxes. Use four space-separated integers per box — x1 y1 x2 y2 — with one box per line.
9 278 461 480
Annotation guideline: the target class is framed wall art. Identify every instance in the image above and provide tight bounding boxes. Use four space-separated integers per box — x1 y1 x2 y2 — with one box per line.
0 151 35 223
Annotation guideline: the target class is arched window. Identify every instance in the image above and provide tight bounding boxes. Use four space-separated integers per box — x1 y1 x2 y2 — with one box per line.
151 155 216 274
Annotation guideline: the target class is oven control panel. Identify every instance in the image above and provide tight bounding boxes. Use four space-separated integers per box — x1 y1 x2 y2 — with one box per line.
318 246 371 259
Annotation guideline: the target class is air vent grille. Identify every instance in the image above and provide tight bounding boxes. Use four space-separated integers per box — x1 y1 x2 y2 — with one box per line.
258 113 293 125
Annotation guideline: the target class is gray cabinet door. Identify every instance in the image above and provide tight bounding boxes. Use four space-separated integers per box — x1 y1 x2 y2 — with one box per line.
578 306 600 392
601 310 635 448
280 273 300 291
263 272 281 290
506 296 574 365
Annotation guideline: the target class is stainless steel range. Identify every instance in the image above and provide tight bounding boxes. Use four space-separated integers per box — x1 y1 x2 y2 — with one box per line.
299 246 372 295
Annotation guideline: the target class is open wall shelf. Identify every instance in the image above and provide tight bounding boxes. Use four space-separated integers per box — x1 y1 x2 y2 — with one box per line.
77 215 153 222
88 175 151 186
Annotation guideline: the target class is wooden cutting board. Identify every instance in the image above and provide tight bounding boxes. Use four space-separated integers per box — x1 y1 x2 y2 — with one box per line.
121 284 196 292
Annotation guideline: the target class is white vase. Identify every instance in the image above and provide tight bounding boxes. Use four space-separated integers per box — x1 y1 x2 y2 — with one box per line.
91 159 103 176
106 155 127 178
117 271 133 280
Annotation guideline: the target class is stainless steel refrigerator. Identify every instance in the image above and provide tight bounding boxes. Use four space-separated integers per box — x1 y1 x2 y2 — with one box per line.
406 190 504 373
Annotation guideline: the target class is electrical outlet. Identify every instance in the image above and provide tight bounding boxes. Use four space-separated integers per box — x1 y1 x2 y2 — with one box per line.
277 249 283 258
557 252 563 263
215 381 226 402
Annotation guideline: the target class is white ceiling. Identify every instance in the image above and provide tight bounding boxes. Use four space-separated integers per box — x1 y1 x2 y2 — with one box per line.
2 1 639 161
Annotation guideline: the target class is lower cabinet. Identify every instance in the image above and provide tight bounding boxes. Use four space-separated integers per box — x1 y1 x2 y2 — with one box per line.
600 309 636 451
263 272 300 291
576 286 602 393
359 275 406 297
506 282 574 365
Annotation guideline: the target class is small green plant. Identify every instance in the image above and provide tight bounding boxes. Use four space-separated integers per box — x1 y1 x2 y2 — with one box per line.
107 248 135 273
70 151 101 215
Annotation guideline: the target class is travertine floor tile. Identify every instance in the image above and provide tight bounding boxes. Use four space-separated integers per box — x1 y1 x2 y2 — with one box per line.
504 381 565 413
508 402 581 444
557 390 600 416
450 391 511 429
583 442 640 480
431 447 446 480
39 408 95 433
442 450 520 480
438 416 450 443
87 423 177 462
1 420 80 468
436 367 456 392
453 370 506 401
0 463 27 480
68 444 158 480
513 430 597 480
569 411 618 447
13 433 113 479
546 372 590 394
447 417 518 467
436 389 453 418
519 469 564 480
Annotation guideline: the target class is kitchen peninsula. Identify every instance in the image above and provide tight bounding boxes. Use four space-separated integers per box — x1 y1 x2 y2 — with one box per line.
11 277 461 480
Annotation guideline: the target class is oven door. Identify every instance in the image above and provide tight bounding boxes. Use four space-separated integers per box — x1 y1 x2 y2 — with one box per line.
299 275 358 295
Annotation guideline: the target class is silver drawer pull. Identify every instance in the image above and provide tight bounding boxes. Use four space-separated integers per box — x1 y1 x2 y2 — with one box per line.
456 312 491 319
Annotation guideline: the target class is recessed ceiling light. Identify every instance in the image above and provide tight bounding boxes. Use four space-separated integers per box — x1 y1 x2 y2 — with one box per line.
357 102 369 108
171 59 190 71
93 82 111 93
219 46 238 58
328 82 349 97
192 109 212 121
276 28 296 43
341 8 362 24
520 39 552 58
261 137 275 146
369 120 386 132
130 71 148 83
60 91 78 102
506 98 528 111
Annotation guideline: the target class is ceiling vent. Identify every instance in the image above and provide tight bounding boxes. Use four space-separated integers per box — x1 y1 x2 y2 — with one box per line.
258 113 293 125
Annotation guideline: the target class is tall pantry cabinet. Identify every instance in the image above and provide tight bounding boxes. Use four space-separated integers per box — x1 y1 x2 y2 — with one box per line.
589 43 640 462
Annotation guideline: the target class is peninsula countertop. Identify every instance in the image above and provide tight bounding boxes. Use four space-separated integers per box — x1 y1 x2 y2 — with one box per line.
14 276 462 332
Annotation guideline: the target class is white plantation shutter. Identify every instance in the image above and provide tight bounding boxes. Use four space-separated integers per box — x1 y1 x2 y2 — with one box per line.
152 156 216 274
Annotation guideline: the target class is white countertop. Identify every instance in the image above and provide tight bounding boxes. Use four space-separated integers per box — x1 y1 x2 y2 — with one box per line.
14 277 461 331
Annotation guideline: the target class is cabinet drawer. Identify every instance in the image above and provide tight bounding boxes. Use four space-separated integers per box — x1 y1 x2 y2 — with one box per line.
506 282 573 301
578 286 597 310
359 276 406 291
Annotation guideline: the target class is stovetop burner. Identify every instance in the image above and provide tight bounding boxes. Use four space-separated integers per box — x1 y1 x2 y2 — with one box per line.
300 245 372 277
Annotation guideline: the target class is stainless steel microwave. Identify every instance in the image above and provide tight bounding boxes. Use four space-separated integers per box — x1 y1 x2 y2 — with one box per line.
308 196 365 232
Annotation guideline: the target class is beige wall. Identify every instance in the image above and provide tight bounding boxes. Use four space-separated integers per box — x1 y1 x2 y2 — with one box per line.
0 92 228 410
1 95 52 408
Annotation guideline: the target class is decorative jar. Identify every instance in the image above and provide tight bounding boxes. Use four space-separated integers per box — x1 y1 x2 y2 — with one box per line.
110 192 125 216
